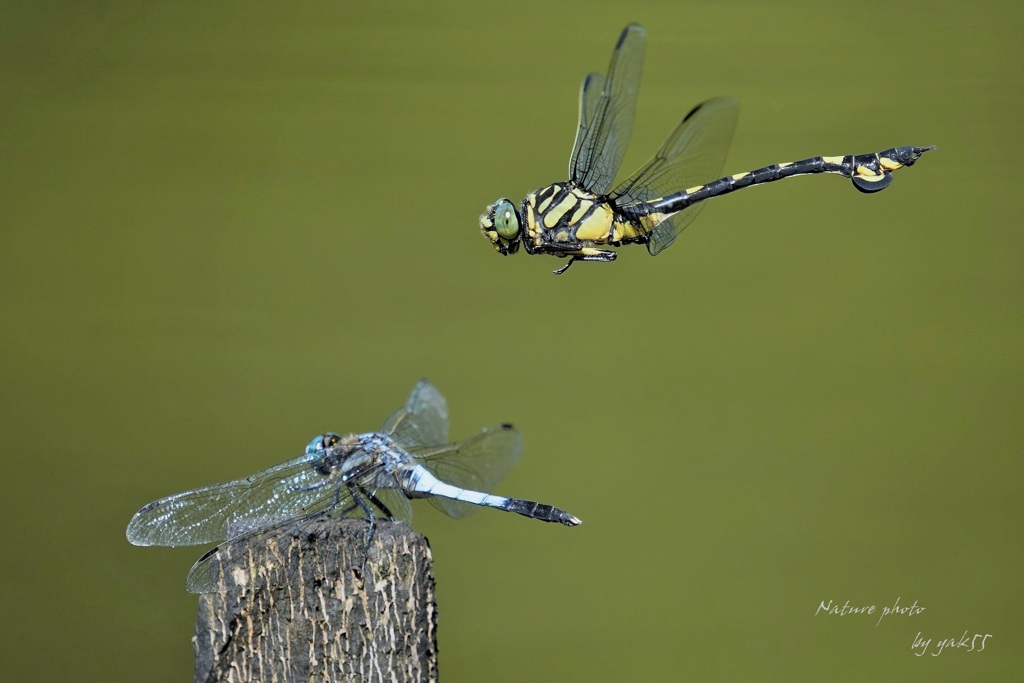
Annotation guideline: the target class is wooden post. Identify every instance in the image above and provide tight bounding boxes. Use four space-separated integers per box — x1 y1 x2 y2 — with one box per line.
194 519 438 683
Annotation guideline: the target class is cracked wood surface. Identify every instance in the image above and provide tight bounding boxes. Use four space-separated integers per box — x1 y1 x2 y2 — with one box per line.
194 519 438 683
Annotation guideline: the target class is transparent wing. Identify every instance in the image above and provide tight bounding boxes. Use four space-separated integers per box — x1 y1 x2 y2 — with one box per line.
367 485 414 524
613 98 738 204
610 98 738 255
567 24 646 195
185 507 337 593
380 379 449 450
569 71 604 173
409 424 524 519
184 462 411 593
126 449 343 547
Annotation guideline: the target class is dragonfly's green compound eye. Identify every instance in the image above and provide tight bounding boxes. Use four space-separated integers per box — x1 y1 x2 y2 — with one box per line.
492 199 520 239
480 198 522 255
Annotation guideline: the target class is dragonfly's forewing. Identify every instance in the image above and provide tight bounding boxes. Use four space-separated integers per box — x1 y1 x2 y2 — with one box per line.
184 458 414 593
569 71 604 176
126 451 335 547
381 379 449 450
568 24 646 196
410 424 524 519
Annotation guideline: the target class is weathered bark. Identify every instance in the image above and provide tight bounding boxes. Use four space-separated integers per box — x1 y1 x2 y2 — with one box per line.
194 519 438 683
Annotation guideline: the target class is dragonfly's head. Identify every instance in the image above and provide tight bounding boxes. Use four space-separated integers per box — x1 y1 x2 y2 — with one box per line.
305 432 342 454
479 198 522 256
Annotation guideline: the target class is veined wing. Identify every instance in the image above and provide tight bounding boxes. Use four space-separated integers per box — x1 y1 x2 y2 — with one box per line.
185 507 334 593
568 24 646 196
569 71 604 175
381 379 449 450
126 449 341 547
613 98 738 204
612 97 738 255
408 424 523 519
184 459 413 593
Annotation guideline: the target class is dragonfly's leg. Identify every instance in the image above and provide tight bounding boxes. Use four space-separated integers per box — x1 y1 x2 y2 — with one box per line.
552 248 617 275
344 483 374 576
345 484 386 579
364 491 395 521
347 484 378 546
553 258 577 275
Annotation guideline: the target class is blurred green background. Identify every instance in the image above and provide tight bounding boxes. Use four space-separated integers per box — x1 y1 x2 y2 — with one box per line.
1 0 1020 680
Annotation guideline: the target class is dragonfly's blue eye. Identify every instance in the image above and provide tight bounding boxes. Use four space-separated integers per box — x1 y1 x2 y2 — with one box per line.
305 432 341 454
492 200 520 240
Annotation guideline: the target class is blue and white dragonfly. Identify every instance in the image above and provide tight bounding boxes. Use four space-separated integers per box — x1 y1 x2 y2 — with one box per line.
127 380 580 592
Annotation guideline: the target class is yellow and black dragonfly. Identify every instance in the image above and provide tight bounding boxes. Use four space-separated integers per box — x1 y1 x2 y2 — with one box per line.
480 24 934 274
